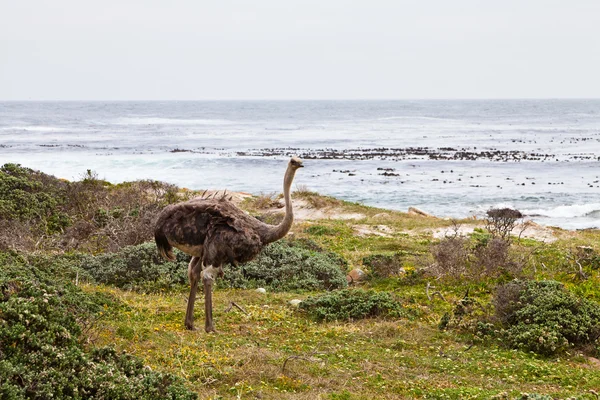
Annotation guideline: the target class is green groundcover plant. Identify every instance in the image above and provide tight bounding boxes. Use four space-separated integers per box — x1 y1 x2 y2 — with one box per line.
494 280 600 356
221 238 348 292
0 252 197 399
299 288 410 322
80 242 189 292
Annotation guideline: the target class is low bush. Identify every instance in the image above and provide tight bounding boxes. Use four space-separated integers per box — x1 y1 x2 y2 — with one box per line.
80 242 189 292
78 239 347 293
473 237 523 279
362 252 406 278
221 239 348 292
485 208 523 240
299 289 408 322
430 237 470 280
430 235 524 282
493 280 600 356
0 163 190 253
0 253 197 399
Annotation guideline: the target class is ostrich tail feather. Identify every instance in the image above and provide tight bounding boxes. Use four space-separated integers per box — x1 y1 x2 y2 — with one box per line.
155 227 175 261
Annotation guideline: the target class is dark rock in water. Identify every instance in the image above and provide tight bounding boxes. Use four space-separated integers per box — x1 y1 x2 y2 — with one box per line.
233 145 589 164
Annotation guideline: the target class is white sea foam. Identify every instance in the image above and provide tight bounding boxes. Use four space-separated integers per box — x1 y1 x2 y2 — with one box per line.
0 126 65 132
376 116 460 122
522 203 600 219
113 117 234 126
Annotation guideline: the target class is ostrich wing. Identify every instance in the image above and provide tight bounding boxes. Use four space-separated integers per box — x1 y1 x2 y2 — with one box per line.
156 198 267 261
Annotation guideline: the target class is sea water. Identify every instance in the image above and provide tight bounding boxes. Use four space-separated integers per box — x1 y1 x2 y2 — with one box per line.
0 100 599 229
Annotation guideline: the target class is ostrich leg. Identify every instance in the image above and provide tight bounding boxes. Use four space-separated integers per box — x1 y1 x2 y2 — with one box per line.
185 256 202 330
201 265 220 333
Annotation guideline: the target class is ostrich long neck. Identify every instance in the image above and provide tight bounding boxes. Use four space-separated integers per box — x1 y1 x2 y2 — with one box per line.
262 164 296 244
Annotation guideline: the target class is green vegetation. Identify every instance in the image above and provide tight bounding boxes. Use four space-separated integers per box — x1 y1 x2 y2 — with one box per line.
0 163 189 253
81 242 190 292
0 253 196 399
2 164 600 399
299 289 411 322
221 238 348 292
362 252 406 278
494 280 600 356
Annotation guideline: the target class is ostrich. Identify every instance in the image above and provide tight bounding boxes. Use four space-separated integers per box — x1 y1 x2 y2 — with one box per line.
154 156 304 332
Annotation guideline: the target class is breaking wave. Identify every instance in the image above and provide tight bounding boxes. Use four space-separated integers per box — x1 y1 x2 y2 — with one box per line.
113 117 233 126
0 126 65 132
522 203 600 219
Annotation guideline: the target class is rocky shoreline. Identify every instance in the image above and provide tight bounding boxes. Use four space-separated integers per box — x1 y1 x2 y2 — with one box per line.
236 146 598 162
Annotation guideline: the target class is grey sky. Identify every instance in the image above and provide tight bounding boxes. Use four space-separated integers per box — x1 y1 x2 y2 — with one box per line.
1 0 599 100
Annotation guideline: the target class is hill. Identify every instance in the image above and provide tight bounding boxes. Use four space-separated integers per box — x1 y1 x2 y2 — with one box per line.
1 163 600 399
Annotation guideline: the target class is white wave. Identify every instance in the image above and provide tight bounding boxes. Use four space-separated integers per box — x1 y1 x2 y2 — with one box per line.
470 202 518 216
522 203 600 219
0 126 65 132
113 117 233 126
376 116 459 122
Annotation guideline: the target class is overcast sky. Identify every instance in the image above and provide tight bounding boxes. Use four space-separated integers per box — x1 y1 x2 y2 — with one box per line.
1 0 599 100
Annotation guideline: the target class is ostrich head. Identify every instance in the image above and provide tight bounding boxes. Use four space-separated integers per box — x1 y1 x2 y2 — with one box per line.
289 156 304 170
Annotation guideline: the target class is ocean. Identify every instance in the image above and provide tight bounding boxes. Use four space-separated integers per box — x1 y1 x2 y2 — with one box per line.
1 100 599 229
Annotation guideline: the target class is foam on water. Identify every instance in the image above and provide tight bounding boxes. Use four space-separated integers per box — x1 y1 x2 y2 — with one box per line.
522 203 600 219
0 126 66 132
113 117 234 126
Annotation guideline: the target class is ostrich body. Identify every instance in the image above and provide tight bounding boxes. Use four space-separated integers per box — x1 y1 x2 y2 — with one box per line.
154 157 303 332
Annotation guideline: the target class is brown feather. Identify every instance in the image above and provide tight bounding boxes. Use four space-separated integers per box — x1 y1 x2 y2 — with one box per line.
154 198 270 266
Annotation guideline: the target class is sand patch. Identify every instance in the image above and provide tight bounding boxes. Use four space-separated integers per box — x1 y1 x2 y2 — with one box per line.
429 220 558 243
259 197 366 221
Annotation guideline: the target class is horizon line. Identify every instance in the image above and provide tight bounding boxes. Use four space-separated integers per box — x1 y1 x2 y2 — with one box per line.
2 97 600 102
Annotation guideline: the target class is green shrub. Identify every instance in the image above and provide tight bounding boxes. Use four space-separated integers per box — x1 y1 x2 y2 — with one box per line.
11 238 347 294
494 280 600 356
81 242 189 292
220 239 348 292
0 164 69 235
0 253 196 399
299 289 408 322
362 252 406 278
0 164 189 252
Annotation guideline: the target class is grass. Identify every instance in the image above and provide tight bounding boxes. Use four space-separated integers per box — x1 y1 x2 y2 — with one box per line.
88 285 600 399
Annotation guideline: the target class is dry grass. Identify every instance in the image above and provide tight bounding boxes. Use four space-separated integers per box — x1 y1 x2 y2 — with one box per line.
292 190 343 210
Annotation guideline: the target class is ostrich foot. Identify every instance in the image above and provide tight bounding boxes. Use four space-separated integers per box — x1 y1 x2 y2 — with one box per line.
185 324 199 331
